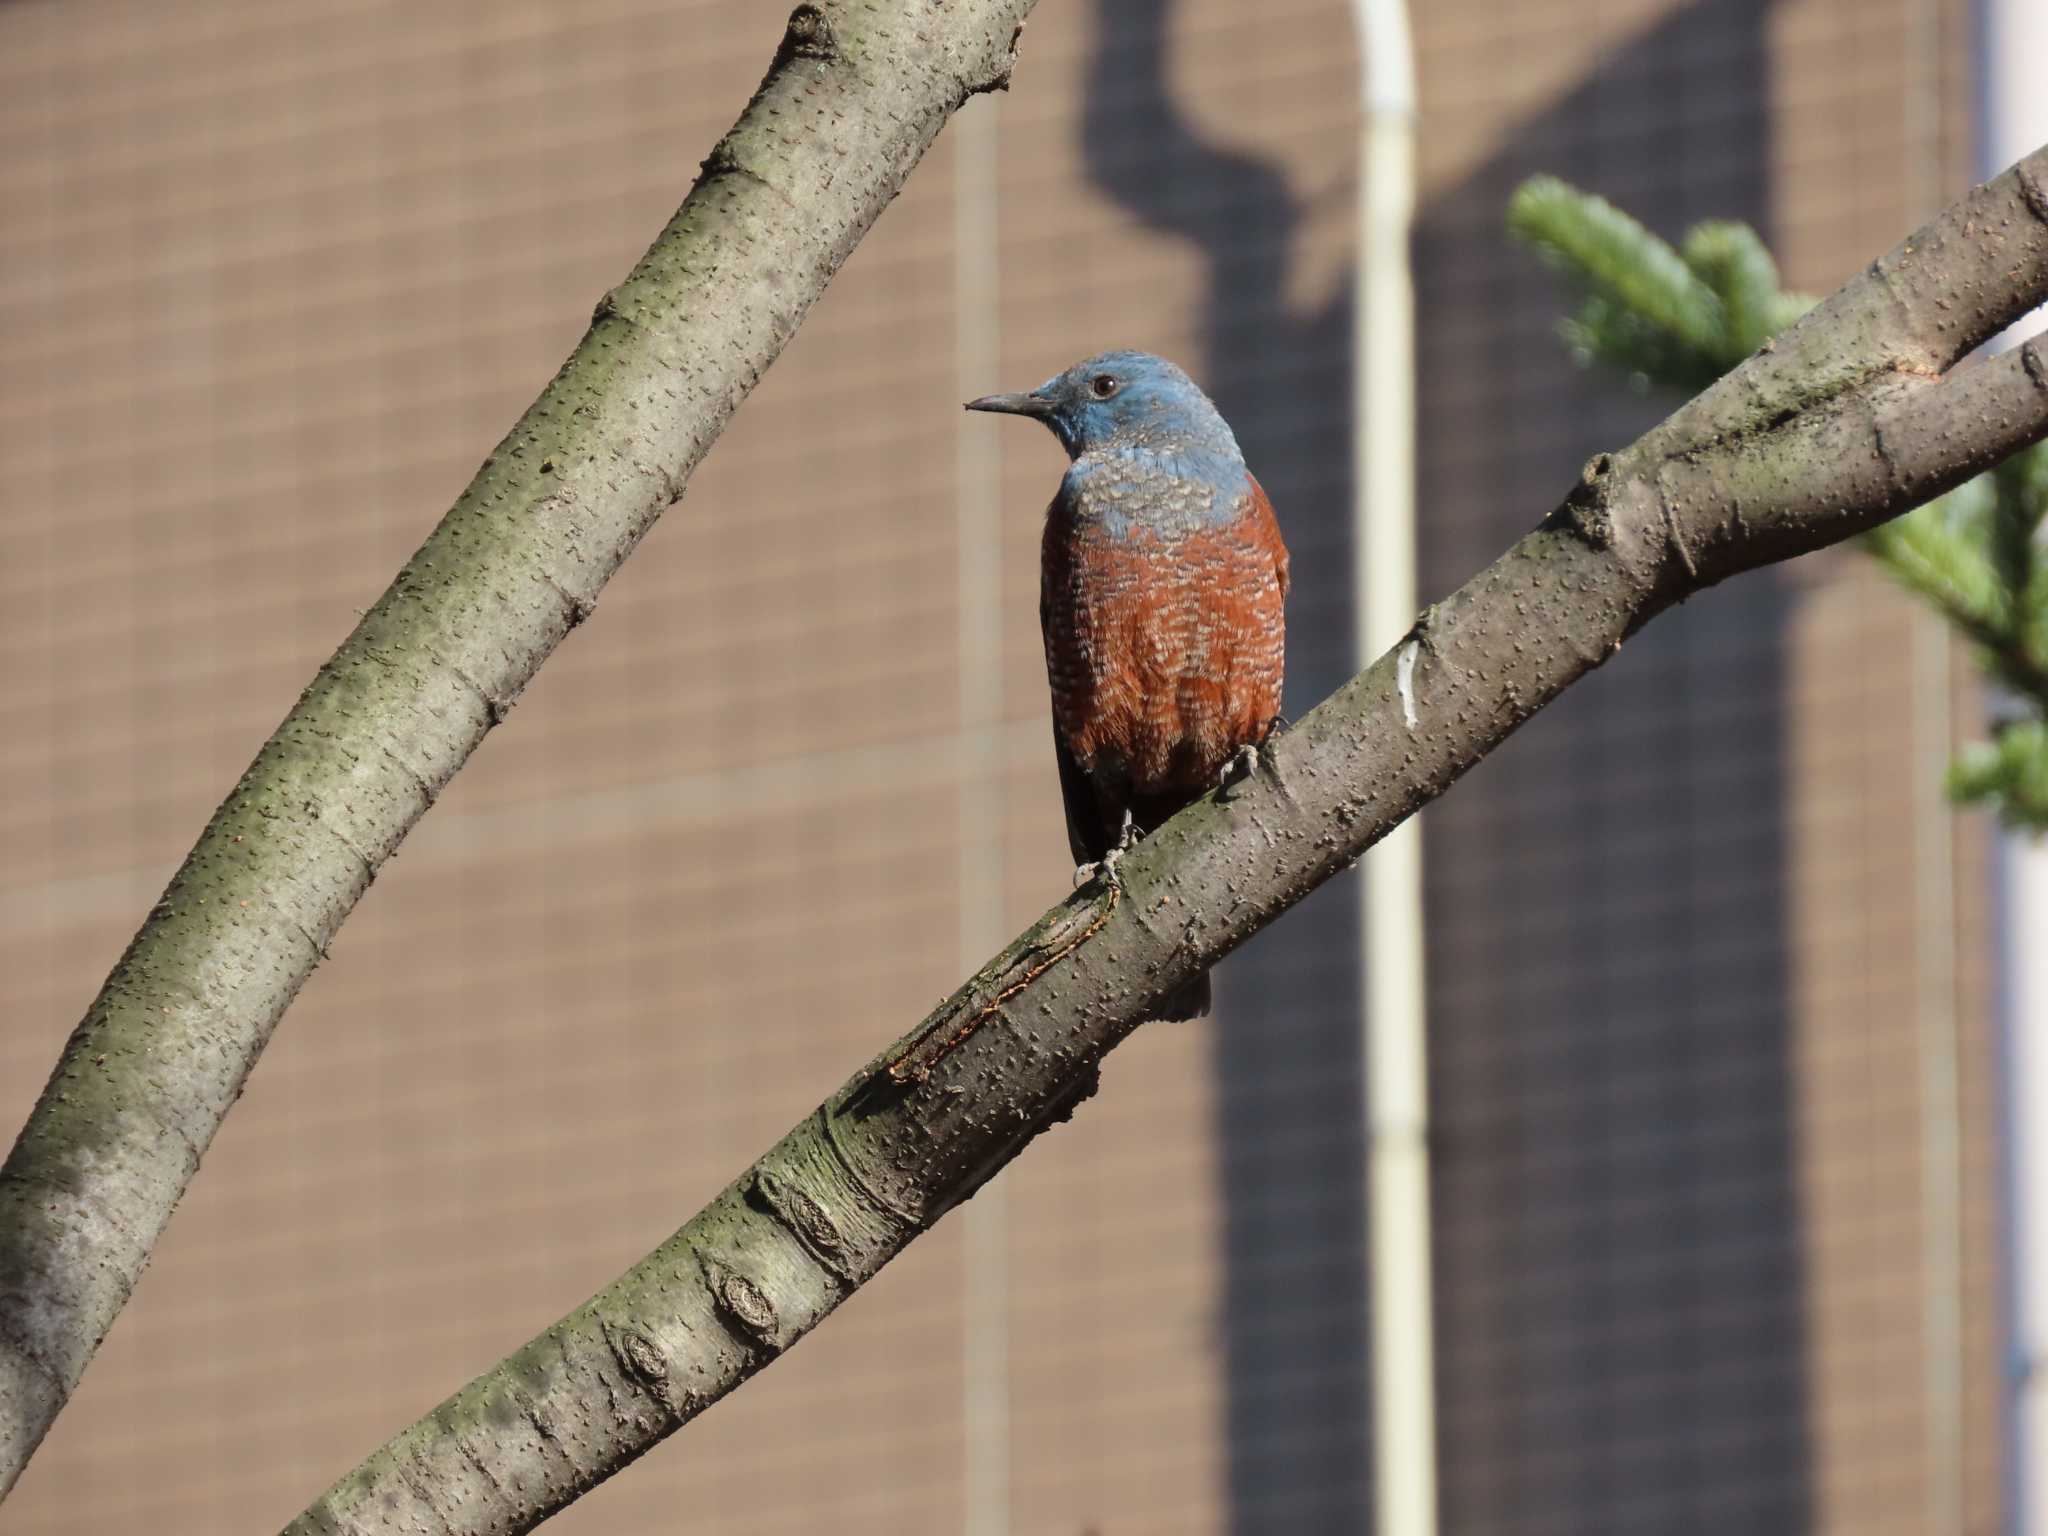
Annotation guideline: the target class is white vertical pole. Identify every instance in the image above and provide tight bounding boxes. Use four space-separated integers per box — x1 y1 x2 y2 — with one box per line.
2012 840 2048 1536
955 94 1011 1536
1903 5 1964 1529
1350 4 1436 1534
1984 4 2048 1530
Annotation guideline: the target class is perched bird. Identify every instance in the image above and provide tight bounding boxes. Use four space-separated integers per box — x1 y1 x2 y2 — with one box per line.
967 349 1289 1019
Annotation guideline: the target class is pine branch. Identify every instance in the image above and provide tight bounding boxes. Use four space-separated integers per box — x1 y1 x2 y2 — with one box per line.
1863 499 2012 643
1952 720 2048 827
1995 444 2048 598
1681 220 1804 356
1510 177 1727 388
289 146 2048 1536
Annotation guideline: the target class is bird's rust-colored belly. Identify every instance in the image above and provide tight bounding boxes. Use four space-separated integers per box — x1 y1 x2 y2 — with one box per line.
1042 513 1286 798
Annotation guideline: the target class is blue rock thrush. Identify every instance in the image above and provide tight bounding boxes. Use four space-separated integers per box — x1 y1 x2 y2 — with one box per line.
967 349 1290 1019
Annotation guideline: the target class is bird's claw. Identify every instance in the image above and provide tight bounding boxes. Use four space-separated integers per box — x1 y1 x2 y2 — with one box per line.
1073 811 1138 892
1071 848 1125 892
1219 742 1261 797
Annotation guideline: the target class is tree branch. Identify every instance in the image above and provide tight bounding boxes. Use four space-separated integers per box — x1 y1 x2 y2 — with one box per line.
286 147 2048 1536
0 0 1036 1497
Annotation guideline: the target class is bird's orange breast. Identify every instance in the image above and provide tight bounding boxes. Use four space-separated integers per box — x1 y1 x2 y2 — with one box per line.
1041 477 1288 798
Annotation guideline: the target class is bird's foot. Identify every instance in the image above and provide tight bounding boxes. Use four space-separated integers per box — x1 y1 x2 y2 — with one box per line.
1072 810 1138 891
1219 742 1262 797
1102 810 1137 882
1071 849 1125 892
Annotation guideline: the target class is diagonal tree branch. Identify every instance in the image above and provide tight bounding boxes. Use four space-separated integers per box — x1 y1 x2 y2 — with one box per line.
287 149 2048 1536
0 0 1038 1498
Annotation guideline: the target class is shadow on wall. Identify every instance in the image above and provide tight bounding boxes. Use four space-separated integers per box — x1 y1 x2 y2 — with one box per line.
1081 2 1809 1534
1086 1 1374 1529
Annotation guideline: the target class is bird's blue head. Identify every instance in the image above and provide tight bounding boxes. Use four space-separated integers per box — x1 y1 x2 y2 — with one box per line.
966 349 1242 466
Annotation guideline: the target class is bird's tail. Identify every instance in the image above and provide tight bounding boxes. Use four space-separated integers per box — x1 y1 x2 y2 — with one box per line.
1154 969 1212 1022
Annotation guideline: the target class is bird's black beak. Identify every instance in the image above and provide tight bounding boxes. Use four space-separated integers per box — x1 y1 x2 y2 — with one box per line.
964 390 1055 419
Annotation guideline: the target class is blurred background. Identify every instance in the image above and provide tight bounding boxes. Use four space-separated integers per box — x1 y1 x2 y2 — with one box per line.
0 0 2022 1531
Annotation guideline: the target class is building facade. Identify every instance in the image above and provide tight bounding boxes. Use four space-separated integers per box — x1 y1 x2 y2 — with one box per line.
0 0 1999 1531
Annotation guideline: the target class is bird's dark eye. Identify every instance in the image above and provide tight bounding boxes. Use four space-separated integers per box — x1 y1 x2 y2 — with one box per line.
1090 373 1120 399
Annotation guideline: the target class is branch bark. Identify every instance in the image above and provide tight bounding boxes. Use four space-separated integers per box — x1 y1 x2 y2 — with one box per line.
0 0 1036 1498
285 150 2048 1536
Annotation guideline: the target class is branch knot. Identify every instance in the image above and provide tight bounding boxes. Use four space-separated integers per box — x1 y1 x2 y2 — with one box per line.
1550 451 1616 549
2018 161 2048 231
748 1168 851 1278
704 1261 779 1349
777 4 839 66
601 1322 697 1422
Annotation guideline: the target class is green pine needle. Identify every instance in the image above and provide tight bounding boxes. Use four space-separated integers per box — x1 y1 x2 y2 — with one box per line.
1950 721 2048 830
1509 177 1729 386
1863 501 2012 643
1767 289 1820 336
1680 221 1785 358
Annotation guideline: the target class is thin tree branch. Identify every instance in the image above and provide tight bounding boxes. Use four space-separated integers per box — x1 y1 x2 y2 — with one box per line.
0 0 1036 1497
286 148 2048 1536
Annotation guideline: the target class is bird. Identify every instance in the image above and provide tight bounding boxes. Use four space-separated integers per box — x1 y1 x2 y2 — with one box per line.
967 349 1289 1020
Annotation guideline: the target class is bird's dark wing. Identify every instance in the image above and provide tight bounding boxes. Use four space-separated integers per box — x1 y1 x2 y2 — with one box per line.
1041 588 1116 865
1053 731 1115 866
1055 725 1204 1016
